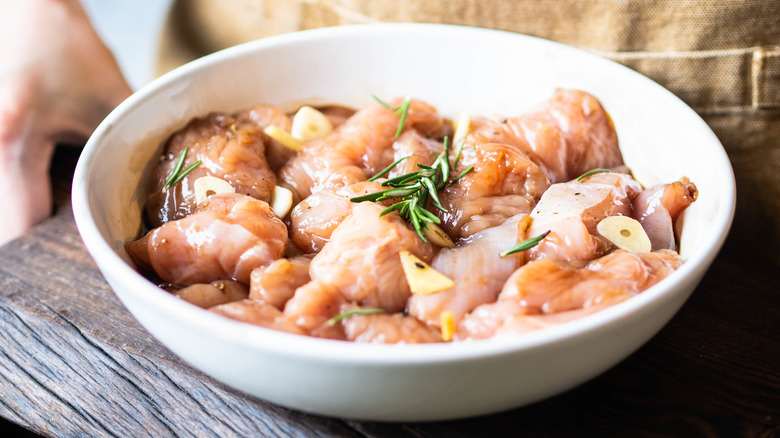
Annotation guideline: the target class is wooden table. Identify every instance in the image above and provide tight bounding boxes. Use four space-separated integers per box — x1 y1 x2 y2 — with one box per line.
0 148 777 437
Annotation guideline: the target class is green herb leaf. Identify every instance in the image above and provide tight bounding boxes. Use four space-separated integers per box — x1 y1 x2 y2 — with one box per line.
164 147 202 189
500 230 551 257
368 154 412 181
327 308 386 325
576 168 610 182
372 95 411 138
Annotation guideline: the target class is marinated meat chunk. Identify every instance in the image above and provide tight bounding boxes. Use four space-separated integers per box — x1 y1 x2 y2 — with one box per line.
387 130 444 178
527 172 643 266
127 194 287 286
172 280 249 309
278 98 446 200
407 214 526 326
633 177 698 251
458 249 683 339
341 313 442 344
437 142 549 239
146 112 276 228
289 181 390 253
234 103 295 171
467 89 623 183
210 299 306 335
284 202 434 331
249 255 313 309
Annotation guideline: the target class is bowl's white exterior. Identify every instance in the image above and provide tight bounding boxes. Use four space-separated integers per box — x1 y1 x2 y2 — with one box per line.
72 24 735 421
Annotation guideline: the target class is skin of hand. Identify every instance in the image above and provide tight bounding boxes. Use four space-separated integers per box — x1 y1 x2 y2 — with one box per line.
0 0 132 245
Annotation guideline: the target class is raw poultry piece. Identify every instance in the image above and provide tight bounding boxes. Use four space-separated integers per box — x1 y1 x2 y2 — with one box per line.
126 193 287 286
146 112 277 228
633 177 698 251
467 89 623 183
437 142 549 239
210 299 306 335
289 181 390 253
278 98 446 201
458 249 683 340
527 171 644 266
249 255 313 309
284 202 434 332
407 214 527 326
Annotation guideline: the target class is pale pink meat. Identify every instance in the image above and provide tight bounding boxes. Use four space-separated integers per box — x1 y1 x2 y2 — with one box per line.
289 131 444 253
407 214 526 326
466 89 623 183
458 249 683 340
172 280 249 309
341 313 442 344
527 171 644 266
437 142 550 239
278 98 445 200
249 255 312 309
289 181 389 253
284 202 434 331
387 130 444 178
146 112 277 228
127 193 287 286
210 299 306 335
283 281 347 332
234 103 295 171
633 177 698 251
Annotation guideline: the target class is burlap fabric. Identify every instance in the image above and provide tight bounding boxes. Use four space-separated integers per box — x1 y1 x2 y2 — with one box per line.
157 0 780 265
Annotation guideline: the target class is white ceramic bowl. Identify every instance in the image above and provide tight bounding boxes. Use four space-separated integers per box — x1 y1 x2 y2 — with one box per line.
72 23 735 421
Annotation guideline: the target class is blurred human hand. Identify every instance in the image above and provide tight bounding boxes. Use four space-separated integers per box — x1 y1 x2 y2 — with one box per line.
0 0 131 245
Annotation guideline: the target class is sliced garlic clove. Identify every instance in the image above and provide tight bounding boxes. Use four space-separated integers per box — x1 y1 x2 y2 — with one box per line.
452 111 471 147
440 310 455 342
194 176 235 204
270 185 293 218
263 125 304 152
291 106 333 141
399 250 455 295
597 215 652 253
423 223 455 247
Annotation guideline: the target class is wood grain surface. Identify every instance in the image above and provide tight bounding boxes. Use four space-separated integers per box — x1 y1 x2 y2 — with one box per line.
0 148 777 437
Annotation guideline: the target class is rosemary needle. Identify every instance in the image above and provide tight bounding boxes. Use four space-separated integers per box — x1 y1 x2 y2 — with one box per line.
368 154 412 181
164 147 202 189
576 168 610 181
500 230 551 257
350 136 472 242
372 95 411 138
327 308 386 325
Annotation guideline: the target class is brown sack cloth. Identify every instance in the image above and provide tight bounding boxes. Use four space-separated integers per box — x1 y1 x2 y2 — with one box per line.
158 0 780 266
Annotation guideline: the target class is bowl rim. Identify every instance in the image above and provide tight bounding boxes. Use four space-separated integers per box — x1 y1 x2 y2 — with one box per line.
72 22 736 365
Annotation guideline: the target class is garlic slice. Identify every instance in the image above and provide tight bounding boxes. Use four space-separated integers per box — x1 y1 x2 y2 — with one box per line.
597 215 652 253
270 185 293 218
399 250 455 295
194 176 235 204
263 125 304 152
291 106 333 141
440 311 455 342
423 223 455 248
452 111 471 147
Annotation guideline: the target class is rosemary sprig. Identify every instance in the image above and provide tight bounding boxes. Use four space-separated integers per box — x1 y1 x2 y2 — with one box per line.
327 308 386 325
500 230 551 257
351 137 472 242
372 95 411 138
368 154 412 181
164 147 202 189
576 168 610 181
